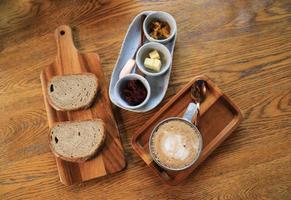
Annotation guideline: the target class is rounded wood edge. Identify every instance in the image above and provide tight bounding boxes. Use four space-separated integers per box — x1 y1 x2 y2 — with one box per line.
115 155 127 172
54 25 74 45
203 75 243 121
55 158 78 186
54 25 78 60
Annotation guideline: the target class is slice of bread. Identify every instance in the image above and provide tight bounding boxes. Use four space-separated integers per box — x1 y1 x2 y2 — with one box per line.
47 73 98 111
49 119 106 162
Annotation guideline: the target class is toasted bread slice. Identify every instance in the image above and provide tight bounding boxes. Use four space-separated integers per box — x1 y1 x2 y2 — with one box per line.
49 119 106 162
47 73 98 111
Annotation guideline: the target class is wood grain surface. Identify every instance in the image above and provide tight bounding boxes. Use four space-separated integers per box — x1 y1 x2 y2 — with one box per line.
40 25 126 185
0 0 290 199
132 75 243 185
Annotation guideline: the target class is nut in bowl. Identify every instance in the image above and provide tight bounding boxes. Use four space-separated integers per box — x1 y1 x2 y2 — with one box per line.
143 11 177 43
136 42 172 76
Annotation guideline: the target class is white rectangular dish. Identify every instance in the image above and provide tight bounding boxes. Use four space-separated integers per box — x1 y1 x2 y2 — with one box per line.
109 11 177 112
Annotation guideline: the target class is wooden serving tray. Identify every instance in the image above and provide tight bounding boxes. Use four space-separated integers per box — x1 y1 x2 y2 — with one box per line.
131 75 242 185
40 25 126 185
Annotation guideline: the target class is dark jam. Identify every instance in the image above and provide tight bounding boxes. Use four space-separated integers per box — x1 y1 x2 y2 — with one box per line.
121 79 147 106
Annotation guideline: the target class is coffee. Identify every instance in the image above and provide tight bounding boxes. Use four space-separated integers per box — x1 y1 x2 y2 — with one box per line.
150 119 201 170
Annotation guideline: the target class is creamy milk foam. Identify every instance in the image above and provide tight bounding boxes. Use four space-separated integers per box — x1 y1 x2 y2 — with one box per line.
151 119 200 169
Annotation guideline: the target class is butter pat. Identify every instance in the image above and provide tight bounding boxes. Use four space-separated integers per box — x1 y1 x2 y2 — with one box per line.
149 50 160 59
152 59 162 71
144 58 161 72
144 58 154 69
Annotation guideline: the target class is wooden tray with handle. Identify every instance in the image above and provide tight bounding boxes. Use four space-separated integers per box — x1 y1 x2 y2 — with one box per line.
131 75 242 185
40 25 126 185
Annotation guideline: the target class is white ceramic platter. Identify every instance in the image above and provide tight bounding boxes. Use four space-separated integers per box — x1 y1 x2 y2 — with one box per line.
109 11 177 112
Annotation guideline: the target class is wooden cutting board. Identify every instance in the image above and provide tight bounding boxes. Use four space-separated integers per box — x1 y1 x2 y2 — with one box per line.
40 25 126 185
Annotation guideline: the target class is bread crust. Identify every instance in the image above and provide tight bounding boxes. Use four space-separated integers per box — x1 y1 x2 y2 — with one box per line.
46 73 99 111
48 119 106 163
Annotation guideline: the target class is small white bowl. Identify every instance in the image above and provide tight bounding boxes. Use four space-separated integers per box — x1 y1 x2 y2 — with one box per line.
136 42 171 76
114 74 151 110
143 11 177 43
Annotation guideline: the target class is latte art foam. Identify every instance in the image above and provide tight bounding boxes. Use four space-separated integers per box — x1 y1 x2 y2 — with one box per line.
150 119 200 169
162 132 190 160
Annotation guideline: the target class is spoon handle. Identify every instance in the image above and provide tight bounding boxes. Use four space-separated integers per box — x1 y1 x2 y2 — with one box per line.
119 59 136 79
118 14 146 80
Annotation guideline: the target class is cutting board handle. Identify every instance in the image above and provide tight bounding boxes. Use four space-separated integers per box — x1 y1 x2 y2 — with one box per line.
54 25 78 68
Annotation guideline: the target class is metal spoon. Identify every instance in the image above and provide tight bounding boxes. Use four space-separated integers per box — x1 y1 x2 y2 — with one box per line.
190 79 207 110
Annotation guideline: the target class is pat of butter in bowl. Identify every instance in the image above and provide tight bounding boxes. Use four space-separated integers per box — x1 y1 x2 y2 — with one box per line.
144 50 162 72
149 50 160 59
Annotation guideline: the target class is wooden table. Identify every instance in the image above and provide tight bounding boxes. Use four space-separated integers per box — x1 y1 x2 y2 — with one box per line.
1 0 290 199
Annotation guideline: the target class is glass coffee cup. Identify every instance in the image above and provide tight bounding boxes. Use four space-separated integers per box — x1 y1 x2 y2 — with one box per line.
149 103 203 171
